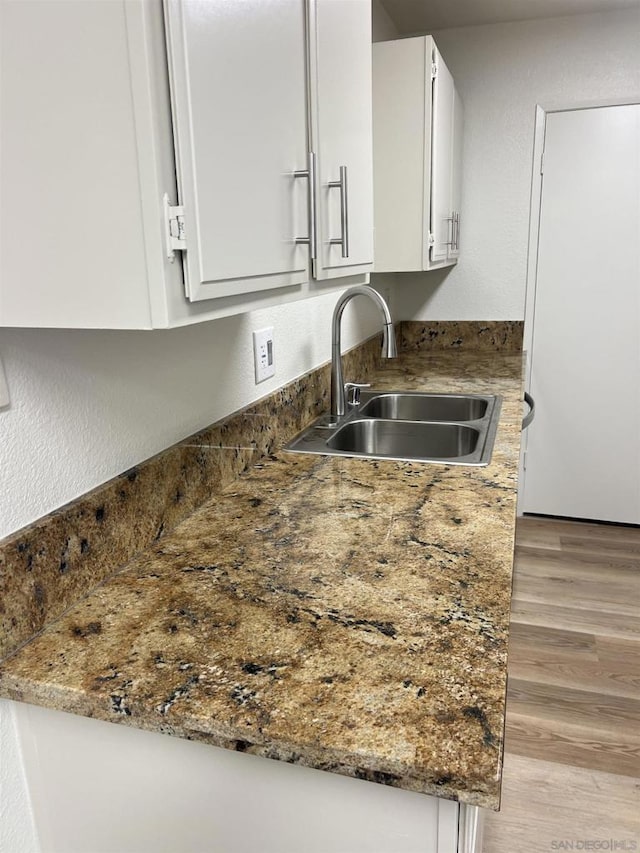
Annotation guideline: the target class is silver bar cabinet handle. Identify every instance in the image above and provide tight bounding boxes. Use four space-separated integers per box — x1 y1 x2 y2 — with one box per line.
446 213 455 246
293 152 317 260
328 165 349 258
455 211 460 251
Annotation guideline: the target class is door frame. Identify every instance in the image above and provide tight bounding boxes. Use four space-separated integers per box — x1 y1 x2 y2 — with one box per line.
517 95 640 516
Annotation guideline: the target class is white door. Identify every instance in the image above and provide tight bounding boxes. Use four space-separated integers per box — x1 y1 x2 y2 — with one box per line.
164 0 311 302
523 104 640 523
429 47 454 264
309 0 374 280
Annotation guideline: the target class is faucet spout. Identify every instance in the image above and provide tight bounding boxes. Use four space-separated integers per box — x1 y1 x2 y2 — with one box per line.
330 285 397 421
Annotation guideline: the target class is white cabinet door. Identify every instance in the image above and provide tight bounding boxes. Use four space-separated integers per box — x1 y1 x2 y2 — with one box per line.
309 0 374 280
430 46 455 264
372 37 461 274
448 86 464 260
14 701 465 853
0 0 173 330
164 0 311 302
373 37 431 273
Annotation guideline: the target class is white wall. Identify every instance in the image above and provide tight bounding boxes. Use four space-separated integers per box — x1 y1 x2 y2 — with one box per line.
392 8 640 321
372 0 398 41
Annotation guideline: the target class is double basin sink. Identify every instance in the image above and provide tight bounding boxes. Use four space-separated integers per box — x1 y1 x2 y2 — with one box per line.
285 391 502 466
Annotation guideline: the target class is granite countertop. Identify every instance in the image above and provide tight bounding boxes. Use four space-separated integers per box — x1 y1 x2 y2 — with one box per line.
0 347 524 810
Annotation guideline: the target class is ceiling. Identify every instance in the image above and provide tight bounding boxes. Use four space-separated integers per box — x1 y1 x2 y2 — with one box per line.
380 0 640 34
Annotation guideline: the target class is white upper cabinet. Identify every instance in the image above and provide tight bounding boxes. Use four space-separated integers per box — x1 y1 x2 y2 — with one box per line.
308 0 374 281
0 0 177 330
372 36 463 273
0 0 372 330
429 46 455 264
164 0 310 301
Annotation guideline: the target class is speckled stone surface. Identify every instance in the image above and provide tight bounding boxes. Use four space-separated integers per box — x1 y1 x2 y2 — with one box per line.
0 337 382 660
401 321 523 352
0 346 524 810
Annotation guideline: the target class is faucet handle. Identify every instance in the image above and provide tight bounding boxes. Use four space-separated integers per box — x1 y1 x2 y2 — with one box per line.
344 382 371 408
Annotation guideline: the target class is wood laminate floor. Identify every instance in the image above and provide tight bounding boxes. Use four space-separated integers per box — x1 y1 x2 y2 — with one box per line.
483 515 640 853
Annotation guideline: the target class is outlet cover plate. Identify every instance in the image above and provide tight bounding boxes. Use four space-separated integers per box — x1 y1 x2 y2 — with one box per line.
253 327 275 383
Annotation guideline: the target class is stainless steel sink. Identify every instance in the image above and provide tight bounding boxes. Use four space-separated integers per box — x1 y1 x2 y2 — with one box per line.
359 392 487 422
327 419 481 460
284 392 501 466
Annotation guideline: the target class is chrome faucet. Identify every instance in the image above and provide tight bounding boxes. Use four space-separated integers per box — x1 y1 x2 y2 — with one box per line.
330 285 397 421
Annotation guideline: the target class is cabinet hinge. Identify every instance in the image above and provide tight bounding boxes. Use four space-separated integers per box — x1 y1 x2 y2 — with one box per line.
428 232 435 246
163 193 186 262
540 150 545 175
431 61 438 80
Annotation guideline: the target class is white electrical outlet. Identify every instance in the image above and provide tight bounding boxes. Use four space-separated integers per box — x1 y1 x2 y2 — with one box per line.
253 327 275 383
0 356 9 408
